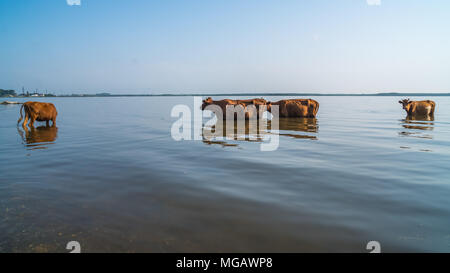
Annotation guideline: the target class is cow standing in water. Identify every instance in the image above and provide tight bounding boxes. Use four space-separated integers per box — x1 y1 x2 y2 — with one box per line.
17 102 58 128
267 99 319 118
201 97 267 120
398 99 435 119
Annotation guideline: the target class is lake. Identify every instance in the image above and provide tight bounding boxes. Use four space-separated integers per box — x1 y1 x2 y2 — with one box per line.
1 96 450 252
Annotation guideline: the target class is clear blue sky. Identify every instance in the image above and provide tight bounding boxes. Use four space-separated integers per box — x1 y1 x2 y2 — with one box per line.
1 0 449 94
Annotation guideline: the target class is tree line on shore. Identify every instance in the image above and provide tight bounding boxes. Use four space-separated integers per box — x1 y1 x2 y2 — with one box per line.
2 88 450 97
0 89 16 97
0 89 57 97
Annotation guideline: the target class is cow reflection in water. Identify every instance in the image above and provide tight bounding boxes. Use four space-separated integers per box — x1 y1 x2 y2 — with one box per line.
399 115 434 140
277 118 318 140
202 118 318 147
18 126 58 150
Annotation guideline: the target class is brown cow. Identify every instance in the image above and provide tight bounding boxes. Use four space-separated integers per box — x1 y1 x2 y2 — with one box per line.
236 98 267 107
201 97 267 119
267 99 319 118
202 97 237 111
17 101 58 128
398 99 435 118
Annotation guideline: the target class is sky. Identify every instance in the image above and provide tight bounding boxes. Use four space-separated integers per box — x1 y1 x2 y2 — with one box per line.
0 0 449 94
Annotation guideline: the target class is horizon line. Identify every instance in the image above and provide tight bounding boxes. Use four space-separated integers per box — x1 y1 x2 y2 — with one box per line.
56 92 450 97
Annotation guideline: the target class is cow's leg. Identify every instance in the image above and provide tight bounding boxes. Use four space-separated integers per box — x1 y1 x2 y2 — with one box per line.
46 120 50 127
22 114 29 129
29 115 36 128
51 118 56 127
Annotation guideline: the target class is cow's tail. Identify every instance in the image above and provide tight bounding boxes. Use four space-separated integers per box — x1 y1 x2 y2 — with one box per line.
17 104 24 126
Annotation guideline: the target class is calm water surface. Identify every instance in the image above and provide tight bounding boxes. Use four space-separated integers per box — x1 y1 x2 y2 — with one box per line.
1 96 450 252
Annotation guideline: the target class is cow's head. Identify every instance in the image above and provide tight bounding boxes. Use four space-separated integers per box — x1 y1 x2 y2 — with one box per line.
201 97 213 110
266 101 273 112
398 99 412 111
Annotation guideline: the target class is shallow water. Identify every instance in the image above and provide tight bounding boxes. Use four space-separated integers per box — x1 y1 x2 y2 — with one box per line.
1 96 450 252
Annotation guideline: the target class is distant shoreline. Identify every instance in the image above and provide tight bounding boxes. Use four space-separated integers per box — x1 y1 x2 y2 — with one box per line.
2 92 450 98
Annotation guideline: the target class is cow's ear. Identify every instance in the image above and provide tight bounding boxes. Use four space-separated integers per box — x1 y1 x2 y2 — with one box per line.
398 100 402 104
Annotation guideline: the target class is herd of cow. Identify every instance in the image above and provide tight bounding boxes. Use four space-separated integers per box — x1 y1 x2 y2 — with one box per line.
201 97 320 119
14 98 436 128
201 97 435 120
